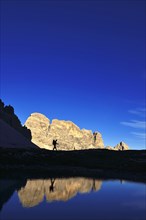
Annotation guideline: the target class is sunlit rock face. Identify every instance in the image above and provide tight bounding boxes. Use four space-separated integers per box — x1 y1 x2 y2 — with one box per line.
106 146 114 150
18 178 102 207
25 113 50 149
106 142 129 150
25 113 104 150
114 141 129 150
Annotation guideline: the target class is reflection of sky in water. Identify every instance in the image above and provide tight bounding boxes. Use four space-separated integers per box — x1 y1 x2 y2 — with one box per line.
122 182 146 210
0 179 146 220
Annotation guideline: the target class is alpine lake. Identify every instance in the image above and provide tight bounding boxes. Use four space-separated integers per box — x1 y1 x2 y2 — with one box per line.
0 177 145 220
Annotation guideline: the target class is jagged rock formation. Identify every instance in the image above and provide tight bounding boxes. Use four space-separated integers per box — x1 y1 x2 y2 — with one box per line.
18 178 102 207
114 141 129 150
0 100 129 150
0 119 37 149
0 99 31 140
106 141 129 151
25 113 104 150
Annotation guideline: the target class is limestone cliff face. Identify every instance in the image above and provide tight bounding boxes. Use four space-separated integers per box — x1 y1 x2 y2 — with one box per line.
25 113 104 150
18 178 102 207
25 113 50 149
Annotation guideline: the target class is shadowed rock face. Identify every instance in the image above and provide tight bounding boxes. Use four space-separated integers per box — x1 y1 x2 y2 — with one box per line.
25 113 104 150
0 119 36 149
0 100 31 141
18 178 102 207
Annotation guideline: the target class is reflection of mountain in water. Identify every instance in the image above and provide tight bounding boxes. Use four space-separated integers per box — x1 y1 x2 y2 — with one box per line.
0 179 26 211
18 178 102 207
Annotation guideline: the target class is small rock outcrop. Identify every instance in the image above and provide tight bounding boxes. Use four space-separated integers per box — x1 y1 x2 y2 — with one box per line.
114 141 129 151
25 113 104 150
106 141 129 151
106 146 114 150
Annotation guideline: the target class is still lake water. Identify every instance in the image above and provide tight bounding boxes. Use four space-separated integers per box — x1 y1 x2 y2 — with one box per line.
0 178 145 220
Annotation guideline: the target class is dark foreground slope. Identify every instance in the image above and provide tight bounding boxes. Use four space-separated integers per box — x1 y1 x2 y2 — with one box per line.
0 119 37 149
0 147 146 183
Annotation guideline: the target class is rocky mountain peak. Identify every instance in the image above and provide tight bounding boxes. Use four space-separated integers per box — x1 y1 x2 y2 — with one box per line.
114 141 129 150
25 112 104 150
106 141 129 151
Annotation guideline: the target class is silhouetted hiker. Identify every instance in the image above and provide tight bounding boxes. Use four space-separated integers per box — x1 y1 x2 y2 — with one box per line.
120 142 124 151
93 132 97 143
52 139 58 150
49 178 55 192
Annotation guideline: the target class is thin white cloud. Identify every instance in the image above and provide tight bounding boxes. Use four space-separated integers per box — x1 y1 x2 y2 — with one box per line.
121 108 146 143
121 120 146 129
131 132 146 139
128 108 146 117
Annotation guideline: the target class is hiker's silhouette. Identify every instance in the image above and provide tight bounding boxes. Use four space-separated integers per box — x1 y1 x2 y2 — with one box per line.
93 132 97 143
120 142 124 151
49 178 55 192
52 139 58 150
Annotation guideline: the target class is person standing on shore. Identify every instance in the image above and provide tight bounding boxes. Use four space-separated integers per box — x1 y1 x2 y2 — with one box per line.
120 141 124 151
93 132 97 143
52 139 58 150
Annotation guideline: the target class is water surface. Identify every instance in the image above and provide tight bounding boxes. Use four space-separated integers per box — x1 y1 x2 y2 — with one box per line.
0 178 145 220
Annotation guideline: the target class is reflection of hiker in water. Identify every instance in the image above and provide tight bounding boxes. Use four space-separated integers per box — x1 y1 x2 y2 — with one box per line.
92 179 96 191
49 178 55 192
120 179 123 184
52 139 58 150
120 142 124 151
93 132 97 143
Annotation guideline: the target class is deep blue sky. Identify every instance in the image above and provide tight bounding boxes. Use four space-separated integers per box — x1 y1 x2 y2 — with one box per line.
1 0 145 149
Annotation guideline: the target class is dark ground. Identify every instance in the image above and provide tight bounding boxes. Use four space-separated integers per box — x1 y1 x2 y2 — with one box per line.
0 147 146 183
